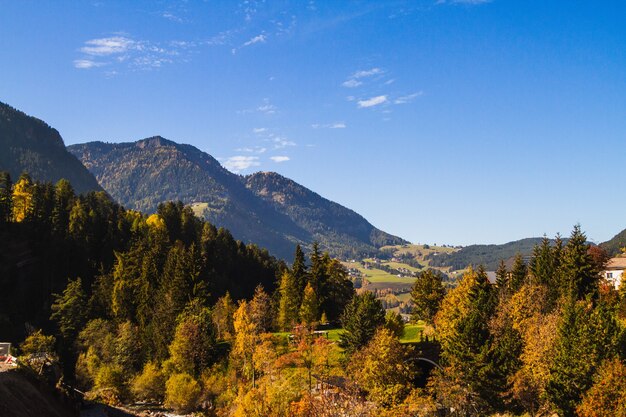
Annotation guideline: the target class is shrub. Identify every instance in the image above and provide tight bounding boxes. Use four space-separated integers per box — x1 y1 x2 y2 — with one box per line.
165 373 201 414
131 362 165 402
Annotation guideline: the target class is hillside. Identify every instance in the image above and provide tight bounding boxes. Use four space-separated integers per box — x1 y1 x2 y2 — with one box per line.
68 138 406 259
425 237 547 271
245 171 406 256
600 228 626 256
0 102 101 194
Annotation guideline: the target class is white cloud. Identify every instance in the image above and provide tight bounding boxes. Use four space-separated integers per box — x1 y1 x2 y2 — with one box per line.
257 98 277 114
384 78 396 85
272 137 296 148
243 34 267 47
342 79 362 88
394 91 424 104
352 67 384 78
342 67 384 88
312 122 346 129
80 36 135 56
73 59 104 69
270 156 290 163
223 156 260 172
253 127 267 134
76 35 188 71
357 95 388 108
162 12 184 23
236 146 267 154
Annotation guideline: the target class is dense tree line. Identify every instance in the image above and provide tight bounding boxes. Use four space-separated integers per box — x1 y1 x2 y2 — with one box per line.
5 172 626 416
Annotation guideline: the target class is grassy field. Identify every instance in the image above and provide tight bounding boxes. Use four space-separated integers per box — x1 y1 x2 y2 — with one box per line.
401 323 424 343
342 262 416 284
274 323 424 345
396 292 412 303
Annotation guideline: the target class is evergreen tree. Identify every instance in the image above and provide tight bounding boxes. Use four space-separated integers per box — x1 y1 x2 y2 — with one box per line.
410 269 446 323
339 292 386 354
52 179 75 238
277 271 299 331
529 236 554 286
561 225 598 300
546 300 621 416
495 260 509 297
308 242 322 292
292 244 308 296
509 254 527 293
319 258 354 322
51 277 88 343
299 283 319 326
0 171 12 227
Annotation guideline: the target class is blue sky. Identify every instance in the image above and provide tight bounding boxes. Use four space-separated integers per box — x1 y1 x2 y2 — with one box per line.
1 0 625 246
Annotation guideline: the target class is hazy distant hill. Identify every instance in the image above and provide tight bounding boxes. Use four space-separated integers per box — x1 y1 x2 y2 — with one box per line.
426 237 548 271
0 101 101 193
69 137 406 259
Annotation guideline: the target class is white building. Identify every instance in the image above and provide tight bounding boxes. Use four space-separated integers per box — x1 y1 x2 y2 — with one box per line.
604 258 626 289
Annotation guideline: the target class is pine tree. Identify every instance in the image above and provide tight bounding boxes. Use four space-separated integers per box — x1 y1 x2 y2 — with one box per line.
410 269 446 323
510 254 527 293
495 260 509 297
561 225 598 300
0 171 12 227
277 271 300 331
51 277 88 342
292 244 308 296
529 236 554 286
299 283 319 326
339 292 386 353
546 300 621 416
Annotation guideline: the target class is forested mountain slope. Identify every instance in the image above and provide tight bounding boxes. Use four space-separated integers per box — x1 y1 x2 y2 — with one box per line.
0 102 101 194
69 138 406 259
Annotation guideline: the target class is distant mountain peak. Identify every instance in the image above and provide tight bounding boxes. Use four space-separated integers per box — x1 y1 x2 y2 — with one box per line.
136 136 176 148
69 137 407 259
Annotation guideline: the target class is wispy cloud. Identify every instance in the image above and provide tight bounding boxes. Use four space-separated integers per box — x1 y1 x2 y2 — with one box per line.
270 156 290 163
342 67 385 88
80 36 135 56
394 91 424 104
75 35 187 71
236 146 267 154
257 98 277 114
312 122 346 129
358 95 388 108
223 156 260 172
342 79 362 88
352 68 384 78
232 33 267 54
272 136 296 149
244 34 267 46
73 59 104 69
253 127 267 134
162 11 184 23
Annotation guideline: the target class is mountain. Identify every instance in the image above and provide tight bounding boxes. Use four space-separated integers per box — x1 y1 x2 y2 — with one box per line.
245 171 406 255
0 101 101 193
426 237 549 271
68 137 406 259
600 228 626 256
